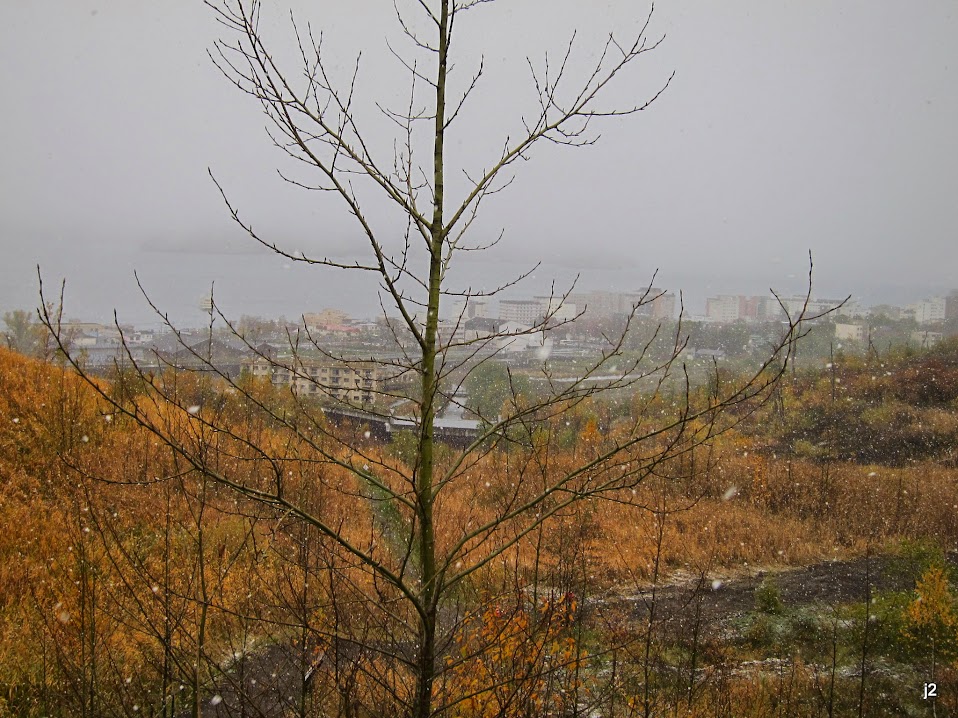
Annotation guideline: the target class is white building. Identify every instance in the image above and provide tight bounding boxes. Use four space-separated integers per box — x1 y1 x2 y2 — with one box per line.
905 297 947 325
705 296 742 323
498 299 543 325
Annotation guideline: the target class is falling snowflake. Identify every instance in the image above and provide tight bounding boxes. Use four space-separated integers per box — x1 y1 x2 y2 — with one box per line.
188 405 201 415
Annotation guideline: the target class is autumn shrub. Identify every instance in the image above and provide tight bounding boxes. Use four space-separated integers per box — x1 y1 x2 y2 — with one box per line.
444 591 583 718
901 565 958 665
890 356 958 407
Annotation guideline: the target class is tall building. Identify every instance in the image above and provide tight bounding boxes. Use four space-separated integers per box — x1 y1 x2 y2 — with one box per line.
906 297 947 325
498 299 543 326
648 291 677 320
705 295 742 323
947 292 958 321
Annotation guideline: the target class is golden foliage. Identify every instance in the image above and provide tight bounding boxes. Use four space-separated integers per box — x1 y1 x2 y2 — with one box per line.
6 345 958 713
444 592 582 718
902 565 958 663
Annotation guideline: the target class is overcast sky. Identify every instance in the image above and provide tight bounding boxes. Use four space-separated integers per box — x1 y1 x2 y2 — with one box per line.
1 1 956 325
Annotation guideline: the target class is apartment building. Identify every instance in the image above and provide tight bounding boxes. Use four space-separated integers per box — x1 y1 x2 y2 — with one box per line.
905 297 947 325
705 295 742 323
705 295 783 323
498 299 544 325
835 323 867 343
566 288 676 320
246 356 383 405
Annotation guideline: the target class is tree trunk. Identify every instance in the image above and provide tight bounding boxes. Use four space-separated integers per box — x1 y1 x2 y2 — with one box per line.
413 3 449 716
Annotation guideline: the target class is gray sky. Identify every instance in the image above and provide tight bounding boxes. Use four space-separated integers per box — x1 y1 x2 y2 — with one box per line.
1 1 956 325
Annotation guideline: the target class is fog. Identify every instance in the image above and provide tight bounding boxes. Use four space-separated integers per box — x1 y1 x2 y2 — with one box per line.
1 1 956 326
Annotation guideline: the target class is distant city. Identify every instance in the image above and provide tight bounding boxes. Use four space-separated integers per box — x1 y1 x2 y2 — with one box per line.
17 286 954 387
34 286 958 333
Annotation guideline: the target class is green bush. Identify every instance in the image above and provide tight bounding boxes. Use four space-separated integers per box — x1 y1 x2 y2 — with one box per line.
890 539 950 587
755 577 784 615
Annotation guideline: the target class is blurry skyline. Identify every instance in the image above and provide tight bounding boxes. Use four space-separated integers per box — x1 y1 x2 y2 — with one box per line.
1 1 956 327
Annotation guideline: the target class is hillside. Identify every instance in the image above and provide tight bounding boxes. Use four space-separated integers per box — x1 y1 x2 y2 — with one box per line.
3 344 958 716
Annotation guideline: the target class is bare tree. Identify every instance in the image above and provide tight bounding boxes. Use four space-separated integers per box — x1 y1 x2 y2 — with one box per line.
41 2 830 716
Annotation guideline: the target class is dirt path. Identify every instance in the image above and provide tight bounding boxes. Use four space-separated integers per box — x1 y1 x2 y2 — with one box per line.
606 552 957 631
